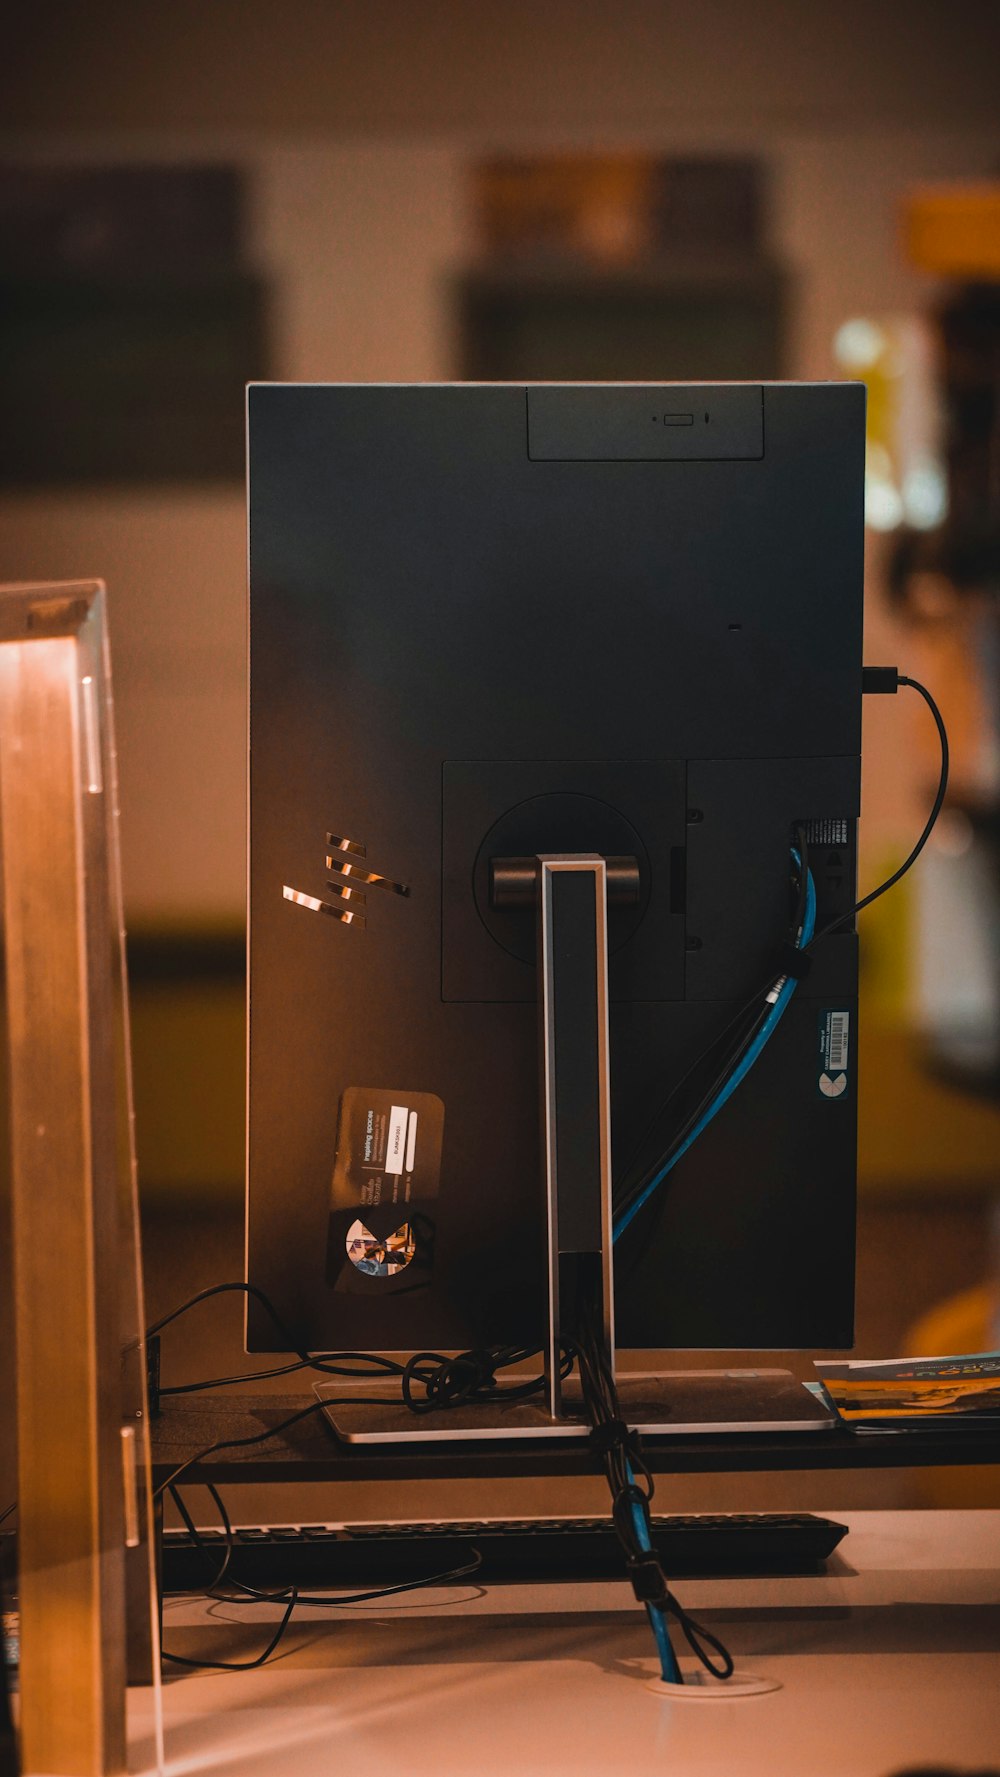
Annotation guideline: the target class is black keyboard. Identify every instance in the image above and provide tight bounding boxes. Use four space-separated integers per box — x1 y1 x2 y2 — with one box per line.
161 1512 848 1592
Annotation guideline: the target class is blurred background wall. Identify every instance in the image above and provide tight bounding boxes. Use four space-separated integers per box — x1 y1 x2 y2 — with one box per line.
1 0 999 1505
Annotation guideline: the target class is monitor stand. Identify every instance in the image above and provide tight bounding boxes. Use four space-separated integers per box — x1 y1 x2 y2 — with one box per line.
317 854 834 1445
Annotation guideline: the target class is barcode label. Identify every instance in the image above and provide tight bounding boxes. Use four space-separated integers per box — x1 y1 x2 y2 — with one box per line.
818 1009 851 1098
827 1013 849 1071
803 818 849 847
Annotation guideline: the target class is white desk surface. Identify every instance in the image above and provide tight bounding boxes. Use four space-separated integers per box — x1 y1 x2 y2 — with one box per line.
136 1510 1000 1776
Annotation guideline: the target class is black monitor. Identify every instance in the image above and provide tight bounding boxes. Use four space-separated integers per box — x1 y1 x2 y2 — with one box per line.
245 381 864 1362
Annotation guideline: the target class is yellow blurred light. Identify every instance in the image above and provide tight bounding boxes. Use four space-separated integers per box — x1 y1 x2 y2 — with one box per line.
903 183 1000 279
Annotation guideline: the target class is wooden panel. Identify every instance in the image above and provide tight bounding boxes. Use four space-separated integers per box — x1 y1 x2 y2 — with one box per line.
0 581 161 1773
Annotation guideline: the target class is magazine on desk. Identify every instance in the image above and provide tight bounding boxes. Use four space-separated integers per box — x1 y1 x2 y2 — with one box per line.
814 1352 1000 1430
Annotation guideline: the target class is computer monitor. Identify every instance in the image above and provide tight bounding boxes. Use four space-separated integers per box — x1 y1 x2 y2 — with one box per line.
245 381 864 1362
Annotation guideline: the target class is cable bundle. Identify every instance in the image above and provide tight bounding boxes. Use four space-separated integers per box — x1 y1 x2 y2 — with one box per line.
574 1306 733 1685
400 1344 569 1413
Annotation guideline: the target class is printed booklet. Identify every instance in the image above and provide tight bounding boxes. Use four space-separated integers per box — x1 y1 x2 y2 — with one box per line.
814 1352 1000 1427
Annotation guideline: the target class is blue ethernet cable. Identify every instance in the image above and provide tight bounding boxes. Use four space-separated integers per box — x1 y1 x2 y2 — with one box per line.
626 1459 682 1684
613 855 817 1685
613 856 817 1245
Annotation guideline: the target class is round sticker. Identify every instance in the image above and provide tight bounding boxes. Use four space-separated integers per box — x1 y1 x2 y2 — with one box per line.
819 1071 847 1098
345 1217 416 1277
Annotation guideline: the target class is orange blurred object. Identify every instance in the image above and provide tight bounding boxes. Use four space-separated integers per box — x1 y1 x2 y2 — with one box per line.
906 1284 1000 1505
903 182 1000 278
476 154 657 264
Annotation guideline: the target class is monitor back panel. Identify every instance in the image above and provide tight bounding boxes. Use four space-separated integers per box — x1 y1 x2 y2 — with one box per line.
247 382 864 1354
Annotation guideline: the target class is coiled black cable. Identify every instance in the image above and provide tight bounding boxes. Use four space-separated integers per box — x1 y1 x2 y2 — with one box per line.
162 1481 483 1671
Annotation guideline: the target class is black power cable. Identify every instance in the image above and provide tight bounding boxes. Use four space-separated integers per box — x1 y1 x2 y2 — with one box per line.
807 673 949 945
148 1281 406 1388
149 1281 558 1410
161 1481 484 1671
153 1395 377 1500
613 674 949 1238
400 1344 573 1413
163 1587 298 1672
147 1287 565 1671
150 1285 560 1499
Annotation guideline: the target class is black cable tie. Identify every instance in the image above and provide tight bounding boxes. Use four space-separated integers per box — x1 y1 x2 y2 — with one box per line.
588 1418 634 1458
776 942 811 979
625 1550 669 1606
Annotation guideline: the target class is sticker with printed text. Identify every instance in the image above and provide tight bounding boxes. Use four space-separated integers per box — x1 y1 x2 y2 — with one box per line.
327 1086 443 1288
817 1009 850 1099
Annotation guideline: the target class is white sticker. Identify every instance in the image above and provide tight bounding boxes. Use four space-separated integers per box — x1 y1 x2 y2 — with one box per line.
405 1111 418 1173
385 1103 408 1175
827 1012 849 1071
819 1071 848 1098
818 1010 851 1099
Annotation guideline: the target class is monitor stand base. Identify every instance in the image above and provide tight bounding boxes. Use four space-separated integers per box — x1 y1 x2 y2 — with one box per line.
314 1367 835 1444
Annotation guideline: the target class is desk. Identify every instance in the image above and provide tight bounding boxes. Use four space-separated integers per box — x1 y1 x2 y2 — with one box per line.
133 1511 1000 1775
150 1392 1000 1482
